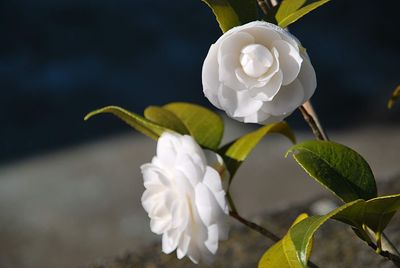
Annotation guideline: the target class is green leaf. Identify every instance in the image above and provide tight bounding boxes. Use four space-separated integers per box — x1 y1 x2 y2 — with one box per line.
276 0 331 28
362 194 400 234
202 0 257 32
258 213 309 268
84 106 168 140
219 122 295 179
144 106 190 135
163 102 224 150
287 141 377 202
283 200 363 267
276 0 306 23
388 85 400 109
332 194 400 244
259 194 400 268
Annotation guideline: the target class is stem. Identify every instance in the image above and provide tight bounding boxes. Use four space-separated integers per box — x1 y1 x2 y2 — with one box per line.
368 241 400 267
269 0 278 6
299 102 329 141
257 0 270 15
229 210 280 242
227 192 238 214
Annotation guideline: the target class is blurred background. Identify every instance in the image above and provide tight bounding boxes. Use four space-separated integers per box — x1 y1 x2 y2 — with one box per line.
0 0 399 267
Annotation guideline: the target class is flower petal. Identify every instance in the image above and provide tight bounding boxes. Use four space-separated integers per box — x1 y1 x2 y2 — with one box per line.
243 109 271 123
243 25 282 48
151 216 170 235
162 229 179 254
156 132 181 167
175 148 204 181
202 44 223 109
298 52 317 102
181 135 207 166
195 183 216 226
218 31 254 62
187 243 200 264
141 163 170 188
259 113 286 125
250 70 283 101
262 78 305 116
257 47 280 82
177 234 191 259
235 68 267 89
218 85 263 117
205 224 219 254
272 39 302 85
203 167 228 212
204 150 229 182
219 54 245 90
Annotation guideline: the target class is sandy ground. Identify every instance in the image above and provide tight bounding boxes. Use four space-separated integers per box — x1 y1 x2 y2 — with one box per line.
0 122 399 268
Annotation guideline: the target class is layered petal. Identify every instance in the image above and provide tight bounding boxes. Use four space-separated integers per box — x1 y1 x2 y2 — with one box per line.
202 44 222 109
250 70 283 101
218 85 263 117
262 78 305 116
272 39 302 85
140 132 229 264
298 52 317 102
202 21 317 124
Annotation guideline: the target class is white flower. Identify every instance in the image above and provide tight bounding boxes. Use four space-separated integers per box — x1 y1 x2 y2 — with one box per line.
202 21 317 124
140 132 229 264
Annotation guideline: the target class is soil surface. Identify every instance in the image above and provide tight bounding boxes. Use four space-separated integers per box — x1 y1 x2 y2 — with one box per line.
88 178 400 268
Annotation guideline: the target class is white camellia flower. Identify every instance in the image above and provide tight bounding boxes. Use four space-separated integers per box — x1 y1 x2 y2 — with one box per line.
202 21 317 124
140 132 229 264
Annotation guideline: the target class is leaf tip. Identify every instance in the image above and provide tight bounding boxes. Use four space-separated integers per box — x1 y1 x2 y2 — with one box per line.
285 147 296 158
292 213 309 227
84 110 97 121
83 105 119 121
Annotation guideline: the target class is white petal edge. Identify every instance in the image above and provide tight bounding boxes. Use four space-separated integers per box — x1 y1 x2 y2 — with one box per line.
202 44 223 109
272 39 302 86
298 52 317 102
261 78 305 116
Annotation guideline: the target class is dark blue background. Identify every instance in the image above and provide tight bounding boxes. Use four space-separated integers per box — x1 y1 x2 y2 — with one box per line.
1 0 399 164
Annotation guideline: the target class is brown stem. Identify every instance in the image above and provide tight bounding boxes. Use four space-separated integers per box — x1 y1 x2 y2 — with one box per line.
227 192 238 214
298 105 328 141
368 242 400 267
229 210 280 242
257 0 270 15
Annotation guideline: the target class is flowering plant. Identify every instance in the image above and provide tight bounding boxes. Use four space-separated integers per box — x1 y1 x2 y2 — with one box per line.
85 0 400 267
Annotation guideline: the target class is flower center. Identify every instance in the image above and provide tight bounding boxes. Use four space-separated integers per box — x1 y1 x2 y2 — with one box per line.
240 44 273 78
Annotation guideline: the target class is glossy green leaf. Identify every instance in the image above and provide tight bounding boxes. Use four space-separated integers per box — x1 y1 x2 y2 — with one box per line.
388 85 400 109
84 106 168 140
287 141 377 202
331 194 400 245
259 194 400 268
163 102 224 150
362 194 400 234
276 0 331 28
220 122 295 179
333 194 400 246
202 0 257 32
283 200 363 267
259 213 309 268
276 0 306 23
144 106 189 135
